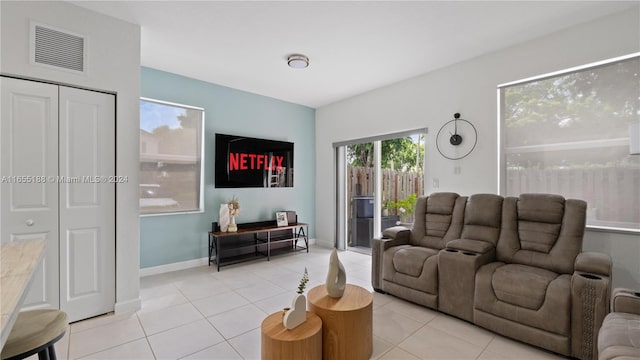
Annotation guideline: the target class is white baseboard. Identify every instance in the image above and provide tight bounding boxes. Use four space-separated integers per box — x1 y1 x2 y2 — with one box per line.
139 238 318 277
314 238 333 248
140 257 209 277
114 297 141 314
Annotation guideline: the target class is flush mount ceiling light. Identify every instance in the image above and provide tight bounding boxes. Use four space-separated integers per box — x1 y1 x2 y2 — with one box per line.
287 54 309 69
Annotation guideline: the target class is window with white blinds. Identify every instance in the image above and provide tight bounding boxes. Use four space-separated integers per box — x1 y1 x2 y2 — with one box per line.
500 55 640 231
139 98 204 215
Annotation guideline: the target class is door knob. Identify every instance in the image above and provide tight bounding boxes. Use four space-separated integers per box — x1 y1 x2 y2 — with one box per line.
25 219 35 226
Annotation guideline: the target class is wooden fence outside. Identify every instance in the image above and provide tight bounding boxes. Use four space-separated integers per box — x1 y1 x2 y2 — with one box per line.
507 167 640 228
346 166 639 229
347 166 423 222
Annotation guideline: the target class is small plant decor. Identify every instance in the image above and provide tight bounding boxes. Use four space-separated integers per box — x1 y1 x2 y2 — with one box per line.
226 196 240 232
283 267 310 329
297 268 309 294
387 193 418 220
227 195 240 217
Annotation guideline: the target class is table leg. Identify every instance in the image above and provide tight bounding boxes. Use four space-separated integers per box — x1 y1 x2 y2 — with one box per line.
208 234 214 266
208 234 211 266
298 226 309 252
216 237 220 272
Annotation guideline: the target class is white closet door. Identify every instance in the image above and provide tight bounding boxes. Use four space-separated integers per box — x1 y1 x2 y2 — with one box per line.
59 86 115 322
0 77 60 310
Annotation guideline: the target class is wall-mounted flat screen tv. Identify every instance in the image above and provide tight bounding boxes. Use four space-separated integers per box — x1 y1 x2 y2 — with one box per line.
215 133 294 188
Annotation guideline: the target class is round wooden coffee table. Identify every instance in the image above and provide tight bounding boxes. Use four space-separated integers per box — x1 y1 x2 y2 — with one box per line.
261 311 322 360
307 284 373 360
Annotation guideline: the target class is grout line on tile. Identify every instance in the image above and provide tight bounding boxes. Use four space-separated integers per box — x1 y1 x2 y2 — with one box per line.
475 331 495 359
145 335 159 360
73 337 149 360
202 313 228 341
135 311 150 338
396 323 432 358
424 314 494 351
225 325 262 342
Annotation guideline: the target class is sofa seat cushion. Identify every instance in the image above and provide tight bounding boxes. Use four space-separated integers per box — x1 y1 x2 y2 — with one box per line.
598 312 640 360
475 262 571 336
383 245 439 294
393 247 436 277
492 264 558 310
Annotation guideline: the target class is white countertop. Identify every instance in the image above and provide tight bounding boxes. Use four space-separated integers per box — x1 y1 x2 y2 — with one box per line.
0 239 46 350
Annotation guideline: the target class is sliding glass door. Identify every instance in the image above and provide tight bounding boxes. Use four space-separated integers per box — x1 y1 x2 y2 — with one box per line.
346 141 376 253
335 130 425 253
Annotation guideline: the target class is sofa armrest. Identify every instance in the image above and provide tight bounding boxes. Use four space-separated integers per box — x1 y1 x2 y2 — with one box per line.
438 239 496 322
371 226 411 291
445 238 495 255
574 251 612 277
571 253 612 359
381 225 411 244
611 288 640 315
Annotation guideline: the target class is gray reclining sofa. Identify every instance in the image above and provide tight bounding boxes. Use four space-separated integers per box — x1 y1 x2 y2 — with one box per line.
372 192 612 360
597 288 640 360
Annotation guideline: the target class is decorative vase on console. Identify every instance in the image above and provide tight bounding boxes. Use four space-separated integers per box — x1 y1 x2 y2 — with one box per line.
219 203 230 232
227 213 237 232
226 196 240 232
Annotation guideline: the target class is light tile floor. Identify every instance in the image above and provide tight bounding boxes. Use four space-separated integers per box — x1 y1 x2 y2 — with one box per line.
42 245 565 359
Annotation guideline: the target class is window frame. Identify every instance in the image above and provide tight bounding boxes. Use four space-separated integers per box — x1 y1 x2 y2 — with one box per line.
498 52 640 234
139 97 206 217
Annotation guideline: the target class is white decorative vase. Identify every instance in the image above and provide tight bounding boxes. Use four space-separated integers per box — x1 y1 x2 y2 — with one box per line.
326 248 346 298
227 215 237 232
283 294 307 330
219 204 230 232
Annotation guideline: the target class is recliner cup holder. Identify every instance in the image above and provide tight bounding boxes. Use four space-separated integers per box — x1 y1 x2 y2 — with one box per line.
462 252 477 256
445 249 458 253
580 273 602 280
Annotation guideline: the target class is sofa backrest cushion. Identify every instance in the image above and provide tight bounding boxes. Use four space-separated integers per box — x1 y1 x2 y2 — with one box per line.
517 194 564 252
497 193 586 274
460 193 504 245
410 192 465 249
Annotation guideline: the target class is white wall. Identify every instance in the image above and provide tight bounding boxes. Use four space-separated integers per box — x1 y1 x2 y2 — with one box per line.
316 9 640 289
1 1 142 312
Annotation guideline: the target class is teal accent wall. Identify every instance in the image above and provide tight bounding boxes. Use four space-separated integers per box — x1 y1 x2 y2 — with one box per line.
140 67 316 268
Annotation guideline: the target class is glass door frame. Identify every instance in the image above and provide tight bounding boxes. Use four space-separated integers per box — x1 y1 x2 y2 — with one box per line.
333 128 427 250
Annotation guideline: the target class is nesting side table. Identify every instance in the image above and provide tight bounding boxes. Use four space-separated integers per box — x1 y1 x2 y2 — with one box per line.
261 311 322 360
307 284 373 360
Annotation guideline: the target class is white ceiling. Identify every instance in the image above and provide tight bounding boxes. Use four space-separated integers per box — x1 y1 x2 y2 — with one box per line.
71 1 636 108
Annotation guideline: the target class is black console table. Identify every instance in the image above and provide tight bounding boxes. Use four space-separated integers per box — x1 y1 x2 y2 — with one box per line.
208 221 309 271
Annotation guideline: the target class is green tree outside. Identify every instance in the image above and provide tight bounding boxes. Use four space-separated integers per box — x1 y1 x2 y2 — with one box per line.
347 135 424 172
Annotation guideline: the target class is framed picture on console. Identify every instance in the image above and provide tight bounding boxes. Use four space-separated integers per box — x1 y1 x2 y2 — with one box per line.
276 211 288 227
285 210 297 225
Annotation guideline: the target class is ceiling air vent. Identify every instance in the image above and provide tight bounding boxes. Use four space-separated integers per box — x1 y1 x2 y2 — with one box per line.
31 23 86 73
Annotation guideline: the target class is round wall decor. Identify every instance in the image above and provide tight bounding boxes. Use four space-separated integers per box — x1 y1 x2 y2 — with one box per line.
436 113 477 160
